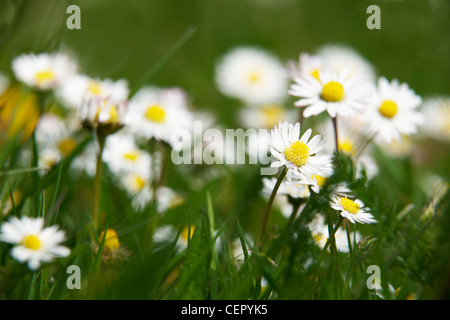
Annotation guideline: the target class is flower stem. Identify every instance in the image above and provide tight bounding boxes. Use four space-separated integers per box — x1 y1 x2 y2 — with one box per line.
92 134 106 231
332 116 339 152
259 167 288 245
322 215 344 252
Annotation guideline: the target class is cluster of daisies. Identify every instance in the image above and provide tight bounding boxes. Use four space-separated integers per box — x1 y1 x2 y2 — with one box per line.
0 52 194 269
214 44 448 251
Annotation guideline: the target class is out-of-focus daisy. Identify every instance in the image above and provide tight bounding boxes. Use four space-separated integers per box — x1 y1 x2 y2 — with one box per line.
0 216 70 270
316 119 379 179
308 214 361 252
35 113 79 170
316 44 376 82
79 96 128 136
124 86 193 146
153 224 194 252
364 77 424 143
238 103 297 129
330 195 376 224
57 74 129 110
287 52 323 81
289 67 373 118
267 121 332 179
12 52 77 90
421 97 450 142
102 133 151 176
215 46 288 106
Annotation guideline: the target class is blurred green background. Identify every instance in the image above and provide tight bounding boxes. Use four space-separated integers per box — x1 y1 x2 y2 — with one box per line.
1 0 449 119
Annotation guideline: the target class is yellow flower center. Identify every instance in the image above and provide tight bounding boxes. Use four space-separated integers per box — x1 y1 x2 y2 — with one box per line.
311 69 320 81
108 105 120 123
313 175 326 188
131 175 146 191
338 139 354 155
58 138 77 156
34 70 55 85
123 149 140 162
88 81 102 95
321 81 344 102
340 197 360 214
261 104 285 128
23 235 41 250
99 228 120 250
284 140 310 167
248 71 261 84
181 225 195 243
379 100 398 118
145 105 166 123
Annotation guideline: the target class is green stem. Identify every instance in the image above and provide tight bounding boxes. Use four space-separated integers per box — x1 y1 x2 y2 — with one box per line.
322 215 344 252
92 134 106 231
259 167 288 245
332 116 339 152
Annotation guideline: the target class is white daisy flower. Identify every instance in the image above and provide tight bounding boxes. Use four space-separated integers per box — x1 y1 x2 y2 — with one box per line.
330 195 376 224
316 119 379 179
124 86 193 146
0 216 70 270
35 113 79 170
364 77 424 143
153 224 194 252
79 96 128 135
102 133 151 176
12 52 77 90
316 44 377 82
215 46 288 106
287 52 323 82
238 103 297 130
267 121 332 179
289 67 373 118
420 96 450 142
57 74 129 110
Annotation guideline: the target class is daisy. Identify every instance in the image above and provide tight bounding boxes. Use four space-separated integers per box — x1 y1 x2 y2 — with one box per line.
102 133 151 176
124 86 193 146
34 113 79 170
153 224 194 252
0 216 70 270
364 77 424 143
267 121 332 179
289 67 373 118
238 103 297 130
57 74 129 110
420 96 450 142
316 44 377 82
12 52 77 90
79 96 128 136
330 195 376 224
287 52 323 82
215 46 288 106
